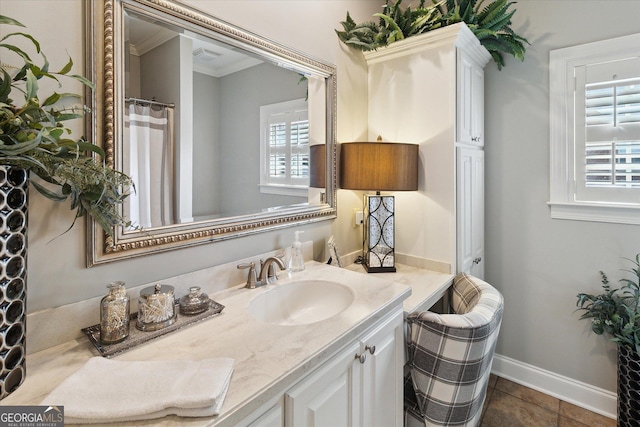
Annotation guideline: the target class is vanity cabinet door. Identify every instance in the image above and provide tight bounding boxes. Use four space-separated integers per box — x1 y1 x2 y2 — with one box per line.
284 308 404 427
244 400 284 427
285 342 362 427
236 395 284 427
360 309 404 427
457 48 485 147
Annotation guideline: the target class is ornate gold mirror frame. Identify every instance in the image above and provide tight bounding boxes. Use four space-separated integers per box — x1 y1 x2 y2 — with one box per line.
86 0 337 266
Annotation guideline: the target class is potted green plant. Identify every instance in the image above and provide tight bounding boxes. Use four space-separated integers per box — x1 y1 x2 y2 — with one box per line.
576 254 640 426
0 15 133 398
336 0 529 70
1 15 133 233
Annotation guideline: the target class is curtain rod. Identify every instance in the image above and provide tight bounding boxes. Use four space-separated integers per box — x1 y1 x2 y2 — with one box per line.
125 97 175 108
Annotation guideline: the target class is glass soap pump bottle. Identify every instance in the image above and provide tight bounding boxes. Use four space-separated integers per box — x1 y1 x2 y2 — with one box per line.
288 230 305 272
99 281 130 344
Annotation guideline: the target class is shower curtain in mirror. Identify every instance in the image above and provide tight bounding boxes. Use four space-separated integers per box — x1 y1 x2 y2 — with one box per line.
123 102 175 229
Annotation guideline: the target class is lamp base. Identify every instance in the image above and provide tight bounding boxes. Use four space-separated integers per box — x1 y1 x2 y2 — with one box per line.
362 194 396 274
362 264 396 273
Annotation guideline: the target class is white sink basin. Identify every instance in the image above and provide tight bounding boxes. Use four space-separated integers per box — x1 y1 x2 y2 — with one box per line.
248 280 354 325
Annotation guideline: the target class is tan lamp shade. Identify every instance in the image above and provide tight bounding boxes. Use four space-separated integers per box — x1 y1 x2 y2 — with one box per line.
340 142 419 191
309 144 325 188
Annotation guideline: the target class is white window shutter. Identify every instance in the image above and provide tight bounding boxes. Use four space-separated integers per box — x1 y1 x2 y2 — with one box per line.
575 57 640 203
549 32 640 224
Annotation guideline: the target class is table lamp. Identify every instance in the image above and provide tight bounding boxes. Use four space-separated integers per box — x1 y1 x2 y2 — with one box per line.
340 137 418 273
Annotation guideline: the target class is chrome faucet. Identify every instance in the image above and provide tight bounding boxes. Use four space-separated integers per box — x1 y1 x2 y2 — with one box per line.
258 257 286 285
237 257 286 289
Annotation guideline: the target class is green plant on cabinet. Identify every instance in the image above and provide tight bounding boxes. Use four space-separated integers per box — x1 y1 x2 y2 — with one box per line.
336 0 529 70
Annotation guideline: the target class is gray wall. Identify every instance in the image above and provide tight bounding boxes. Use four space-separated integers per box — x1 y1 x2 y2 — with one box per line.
218 62 308 216
192 61 310 218
139 36 181 136
485 0 640 392
193 72 220 217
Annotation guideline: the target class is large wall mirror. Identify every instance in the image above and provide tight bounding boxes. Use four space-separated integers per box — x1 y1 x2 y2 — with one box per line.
87 0 337 265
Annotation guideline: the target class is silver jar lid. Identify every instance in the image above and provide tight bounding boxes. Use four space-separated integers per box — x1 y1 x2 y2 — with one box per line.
140 283 174 299
179 286 210 315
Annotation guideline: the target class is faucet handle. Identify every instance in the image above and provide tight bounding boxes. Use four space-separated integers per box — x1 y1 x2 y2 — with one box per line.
237 262 258 288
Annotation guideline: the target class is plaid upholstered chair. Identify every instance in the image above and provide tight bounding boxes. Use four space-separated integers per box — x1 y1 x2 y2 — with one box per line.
404 273 504 427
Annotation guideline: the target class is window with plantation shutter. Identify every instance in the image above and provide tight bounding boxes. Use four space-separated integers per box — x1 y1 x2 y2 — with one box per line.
550 33 640 224
576 59 640 201
260 99 310 196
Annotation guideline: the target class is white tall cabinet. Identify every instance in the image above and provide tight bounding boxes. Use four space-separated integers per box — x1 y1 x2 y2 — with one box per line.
363 23 490 278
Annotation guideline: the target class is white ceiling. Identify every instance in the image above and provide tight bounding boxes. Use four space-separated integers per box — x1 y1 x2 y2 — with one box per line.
125 13 262 77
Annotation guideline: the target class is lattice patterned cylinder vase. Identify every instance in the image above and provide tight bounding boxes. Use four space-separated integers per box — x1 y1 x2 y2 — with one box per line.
0 166 28 399
618 345 640 426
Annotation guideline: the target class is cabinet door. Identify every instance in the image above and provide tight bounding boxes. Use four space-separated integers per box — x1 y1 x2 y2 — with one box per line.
286 342 362 427
471 62 485 146
457 49 485 147
360 310 404 427
457 147 485 278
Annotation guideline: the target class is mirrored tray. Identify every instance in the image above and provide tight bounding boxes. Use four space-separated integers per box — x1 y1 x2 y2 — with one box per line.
82 299 224 358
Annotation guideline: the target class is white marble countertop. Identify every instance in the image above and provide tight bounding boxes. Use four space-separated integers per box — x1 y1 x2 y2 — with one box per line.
345 263 454 314
3 262 411 427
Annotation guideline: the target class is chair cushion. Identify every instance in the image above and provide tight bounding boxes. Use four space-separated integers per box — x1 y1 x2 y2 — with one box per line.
405 274 503 426
451 272 482 314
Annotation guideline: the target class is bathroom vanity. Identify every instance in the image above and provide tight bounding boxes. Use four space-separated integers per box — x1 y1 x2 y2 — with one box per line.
3 254 455 427
3 262 413 426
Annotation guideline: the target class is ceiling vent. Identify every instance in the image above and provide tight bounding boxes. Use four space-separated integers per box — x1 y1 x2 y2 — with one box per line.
193 47 221 62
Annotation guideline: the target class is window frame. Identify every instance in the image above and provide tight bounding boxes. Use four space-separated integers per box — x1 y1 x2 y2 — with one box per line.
259 98 310 197
549 32 640 225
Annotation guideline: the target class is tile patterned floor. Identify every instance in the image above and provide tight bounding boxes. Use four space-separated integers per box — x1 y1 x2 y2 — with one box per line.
480 375 617 427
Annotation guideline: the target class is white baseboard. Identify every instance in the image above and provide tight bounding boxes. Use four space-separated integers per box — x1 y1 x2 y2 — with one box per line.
491 354 616 420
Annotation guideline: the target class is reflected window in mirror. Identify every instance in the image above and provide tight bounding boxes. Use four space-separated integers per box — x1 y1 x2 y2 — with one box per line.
260 98 310 198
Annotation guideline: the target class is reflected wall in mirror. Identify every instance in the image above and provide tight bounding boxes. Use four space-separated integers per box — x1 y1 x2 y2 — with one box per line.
87 0 337 265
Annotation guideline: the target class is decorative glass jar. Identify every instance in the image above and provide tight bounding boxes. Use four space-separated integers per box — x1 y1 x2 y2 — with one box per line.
179 286 210 316
136 284 176 331
99 281 130 344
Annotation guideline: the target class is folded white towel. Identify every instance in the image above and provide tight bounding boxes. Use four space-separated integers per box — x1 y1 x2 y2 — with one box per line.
41 357 234 424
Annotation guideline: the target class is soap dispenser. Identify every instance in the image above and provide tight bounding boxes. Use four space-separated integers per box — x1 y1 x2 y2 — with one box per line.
289 230 305 272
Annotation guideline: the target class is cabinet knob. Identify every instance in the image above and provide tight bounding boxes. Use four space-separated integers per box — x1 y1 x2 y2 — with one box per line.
473 257 482 265
355 353 366 364
365 345 376 355
472 136 481 142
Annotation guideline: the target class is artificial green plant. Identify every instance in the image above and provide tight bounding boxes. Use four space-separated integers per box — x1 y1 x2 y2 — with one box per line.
336 0 529 70
0 15 134 235
576 254 640 357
